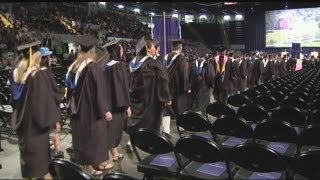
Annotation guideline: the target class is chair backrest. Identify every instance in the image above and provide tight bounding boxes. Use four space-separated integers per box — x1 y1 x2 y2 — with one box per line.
206 102 236 118
271 106 307 127
230 143 287 172
243 89 260 99
51 159 95 180
176 111 212 137
103 173 138 180
292 151 320 179
175 135 224 163
227 94 251 107
268 91 285 102
281 96 308 111
253 95 278 111
212 116 254 139
298 125 320 146
237 103 269 123
130 128 174 161
254 120 298 144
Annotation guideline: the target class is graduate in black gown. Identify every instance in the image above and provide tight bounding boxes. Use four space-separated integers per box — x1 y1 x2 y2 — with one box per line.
10 41 60 179
247 52 260 88
39 46 64 159
190 46 215 115
237 55 248 92
260 53 273 84
228 50 238 95
98 39 131 161
127 37 171 141
211 47 235 104
164 39 190 117
65 35 113 176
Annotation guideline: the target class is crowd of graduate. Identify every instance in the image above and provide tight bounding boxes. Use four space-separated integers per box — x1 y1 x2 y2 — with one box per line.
5 32 320 178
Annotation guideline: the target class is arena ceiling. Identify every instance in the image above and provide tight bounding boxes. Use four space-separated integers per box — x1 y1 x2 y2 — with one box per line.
115 2 320 15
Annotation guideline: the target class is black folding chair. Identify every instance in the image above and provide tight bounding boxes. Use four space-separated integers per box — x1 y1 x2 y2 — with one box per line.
103 172 138 180
291 151 320 179
298 125 320 153
176 111 213 139
253 95 279 111
237 103 269 125
175 135 232 179
268 90 286 102
206 102 236 118
50 159 94 180
242 89 260 99
281 96 308 111
212 116 254 150
254 120 298 159
230 143 287 179
227 94 251 108
130 128 184 179
272 106 308 128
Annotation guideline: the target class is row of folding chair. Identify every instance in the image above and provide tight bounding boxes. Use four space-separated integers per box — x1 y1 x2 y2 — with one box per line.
177 111 320 160
130 128 320 179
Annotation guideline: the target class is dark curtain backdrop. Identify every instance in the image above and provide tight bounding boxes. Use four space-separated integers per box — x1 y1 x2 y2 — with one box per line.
244 10 266 52
153 16 180 56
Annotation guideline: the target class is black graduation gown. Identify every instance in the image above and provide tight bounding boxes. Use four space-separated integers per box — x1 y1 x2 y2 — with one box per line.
260 59 273 84
190 59 215 114
247 58 260 88
278 60 286 77
273 60 280 79
102 60 130 148
165 52 190 117
67 62 111 165
10 69 60 178
211 55 235 103
128 56 171 133
230 59 238 95
237 58 248 92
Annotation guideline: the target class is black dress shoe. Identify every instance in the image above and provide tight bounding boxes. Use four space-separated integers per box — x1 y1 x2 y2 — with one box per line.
126 144 133 153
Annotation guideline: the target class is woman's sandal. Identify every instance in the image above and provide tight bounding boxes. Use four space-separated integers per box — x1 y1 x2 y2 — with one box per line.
93 162 114 171
113 153 124 162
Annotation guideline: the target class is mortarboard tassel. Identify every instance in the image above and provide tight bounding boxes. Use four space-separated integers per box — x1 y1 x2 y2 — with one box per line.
28 46 32 68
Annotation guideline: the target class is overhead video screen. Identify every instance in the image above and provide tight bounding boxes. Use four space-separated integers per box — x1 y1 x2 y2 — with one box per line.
265 7 320 47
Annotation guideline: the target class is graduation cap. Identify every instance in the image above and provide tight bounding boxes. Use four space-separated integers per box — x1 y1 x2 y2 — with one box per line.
227 50 235 56
170 39 184 48
72 35 100 52
17 40 42 67
196 45 209 57
101 39 121 49
216 46 227 54
136 36 146 53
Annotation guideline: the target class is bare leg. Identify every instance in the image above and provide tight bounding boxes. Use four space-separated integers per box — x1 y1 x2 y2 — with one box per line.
43 172 52 180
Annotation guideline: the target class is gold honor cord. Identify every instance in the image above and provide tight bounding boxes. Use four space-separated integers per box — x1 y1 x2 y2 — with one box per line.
28 46 32 68
216 60 226 74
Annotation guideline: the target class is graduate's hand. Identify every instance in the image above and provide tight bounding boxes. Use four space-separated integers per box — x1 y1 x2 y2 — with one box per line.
165 101 172 107
127 107 132 118
187 89 191 93
106 111 112 121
